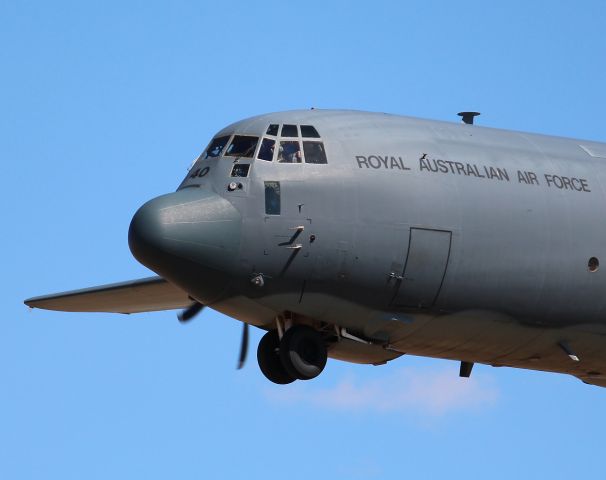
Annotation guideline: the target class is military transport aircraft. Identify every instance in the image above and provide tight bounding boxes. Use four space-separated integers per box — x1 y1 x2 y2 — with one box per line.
24 109 606 387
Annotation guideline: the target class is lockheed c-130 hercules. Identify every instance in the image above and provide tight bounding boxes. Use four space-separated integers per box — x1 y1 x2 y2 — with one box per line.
25 109 606 387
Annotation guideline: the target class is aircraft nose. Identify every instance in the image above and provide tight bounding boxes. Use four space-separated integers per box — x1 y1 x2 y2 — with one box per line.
128 188 242 302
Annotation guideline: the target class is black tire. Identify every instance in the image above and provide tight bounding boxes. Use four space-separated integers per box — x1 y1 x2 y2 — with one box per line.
257 330 296 385
279 325 327 380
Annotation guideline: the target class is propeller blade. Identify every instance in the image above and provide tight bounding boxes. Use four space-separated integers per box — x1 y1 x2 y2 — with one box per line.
237 323 249 369
178 301 204 323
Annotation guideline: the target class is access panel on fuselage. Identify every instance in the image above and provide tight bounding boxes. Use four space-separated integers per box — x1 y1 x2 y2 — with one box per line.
391 228 452 308
261 180 315 281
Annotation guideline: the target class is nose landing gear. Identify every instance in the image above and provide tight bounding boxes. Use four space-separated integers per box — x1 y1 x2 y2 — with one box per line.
257 330 295 384
257 325 328 384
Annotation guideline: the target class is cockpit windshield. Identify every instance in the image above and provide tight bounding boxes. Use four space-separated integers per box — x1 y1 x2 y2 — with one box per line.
278 141 302 163
204 135 230 159
196 124 325 167
225 135 259 158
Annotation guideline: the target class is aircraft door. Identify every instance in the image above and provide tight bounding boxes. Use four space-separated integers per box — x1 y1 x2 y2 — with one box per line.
391 228 452 308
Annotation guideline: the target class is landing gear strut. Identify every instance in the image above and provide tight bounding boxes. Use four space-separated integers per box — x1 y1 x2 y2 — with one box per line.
257 325 327 384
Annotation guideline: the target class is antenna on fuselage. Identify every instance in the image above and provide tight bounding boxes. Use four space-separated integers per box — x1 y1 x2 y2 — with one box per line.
457 111 481 125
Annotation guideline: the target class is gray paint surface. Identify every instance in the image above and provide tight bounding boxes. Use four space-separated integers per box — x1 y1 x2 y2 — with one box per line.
25 109 606 387
392 228 452 308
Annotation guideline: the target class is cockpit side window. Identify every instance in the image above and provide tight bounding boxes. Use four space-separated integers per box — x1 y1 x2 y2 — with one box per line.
258 138 276 161
231 164 250 177
225 135 259 158
265 182 281 215
303 141 328 164
204 135 231 159
266 124 279 136
281 124 298 137
301 125 320 138
278 140 302 163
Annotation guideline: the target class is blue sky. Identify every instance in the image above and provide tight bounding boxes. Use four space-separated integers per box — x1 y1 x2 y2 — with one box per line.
2 1 606 478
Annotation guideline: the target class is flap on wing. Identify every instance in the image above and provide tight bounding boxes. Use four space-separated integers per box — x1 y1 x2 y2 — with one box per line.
24 276 191 314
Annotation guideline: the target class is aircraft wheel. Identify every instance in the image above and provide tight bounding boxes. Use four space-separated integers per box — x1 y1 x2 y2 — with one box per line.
279 325 327 380
257 330 296 385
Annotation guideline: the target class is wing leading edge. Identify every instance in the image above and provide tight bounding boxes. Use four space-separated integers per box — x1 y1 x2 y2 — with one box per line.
24 276 191 314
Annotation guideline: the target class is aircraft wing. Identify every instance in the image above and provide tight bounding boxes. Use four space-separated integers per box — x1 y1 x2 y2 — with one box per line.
24 276 191 314
577 375 606 388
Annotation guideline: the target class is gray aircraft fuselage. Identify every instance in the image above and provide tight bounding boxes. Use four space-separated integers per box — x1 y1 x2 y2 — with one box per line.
29 109 606 386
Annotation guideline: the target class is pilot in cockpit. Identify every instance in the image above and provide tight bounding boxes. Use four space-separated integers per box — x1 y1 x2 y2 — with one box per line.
258 138 275 161
278 141 302 163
